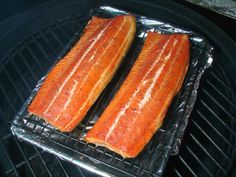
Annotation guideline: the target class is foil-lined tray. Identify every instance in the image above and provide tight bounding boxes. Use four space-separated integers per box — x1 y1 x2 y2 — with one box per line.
11 6 213 177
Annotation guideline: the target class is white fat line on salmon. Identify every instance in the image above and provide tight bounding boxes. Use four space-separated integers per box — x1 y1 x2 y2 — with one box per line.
124 38 183 137
151 38 186 126
54 21 116 122
43 20 113 116
54 80 78 122
138 39 178 109
104 36 174 141
88 51 96 62
64 17 129 129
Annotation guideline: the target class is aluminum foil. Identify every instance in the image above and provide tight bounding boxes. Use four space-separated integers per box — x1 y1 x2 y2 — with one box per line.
11 6 214 177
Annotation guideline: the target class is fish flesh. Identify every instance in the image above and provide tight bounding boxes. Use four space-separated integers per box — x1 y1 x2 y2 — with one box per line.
28 15 136 132
85 32 189 158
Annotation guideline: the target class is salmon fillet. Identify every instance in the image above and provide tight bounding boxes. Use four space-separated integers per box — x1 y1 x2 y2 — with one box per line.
85 32 189 158
28 15 136 132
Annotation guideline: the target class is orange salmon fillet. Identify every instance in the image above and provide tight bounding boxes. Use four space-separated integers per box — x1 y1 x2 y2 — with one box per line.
28 15 136 132
85 32 189 158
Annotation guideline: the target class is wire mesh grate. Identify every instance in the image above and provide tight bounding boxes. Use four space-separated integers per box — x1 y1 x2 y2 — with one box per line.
0 14 89 177
9 5 218 176
165 63 236 177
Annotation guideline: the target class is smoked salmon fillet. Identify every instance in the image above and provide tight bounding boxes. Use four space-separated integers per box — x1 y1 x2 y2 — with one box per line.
85 32 190 158
28 15 136 132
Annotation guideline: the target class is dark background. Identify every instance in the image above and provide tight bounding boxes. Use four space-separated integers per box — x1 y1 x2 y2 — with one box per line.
0 0 235 40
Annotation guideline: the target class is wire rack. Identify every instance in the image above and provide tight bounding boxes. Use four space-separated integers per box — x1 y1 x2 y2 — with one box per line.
0 6 236 177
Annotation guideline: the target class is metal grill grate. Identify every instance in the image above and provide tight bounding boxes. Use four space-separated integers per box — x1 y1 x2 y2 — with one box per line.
0 14 92 177
164 63 236 177
0 3 236 177
9 6 217 176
